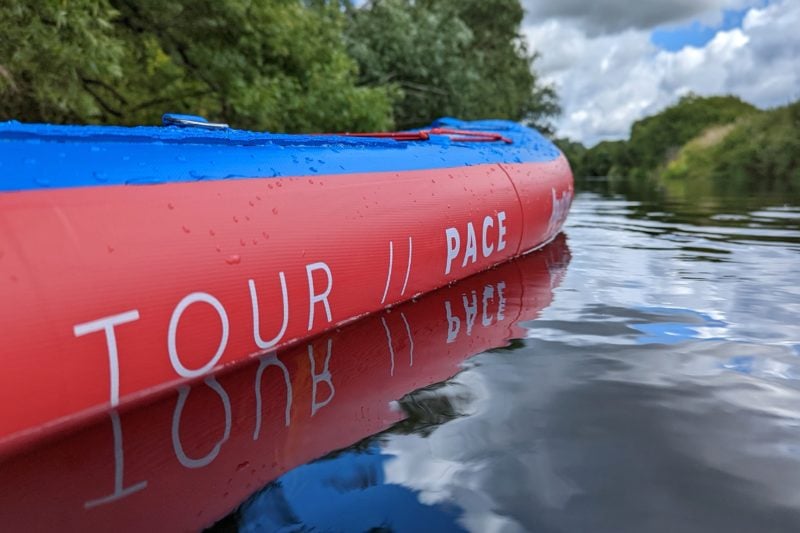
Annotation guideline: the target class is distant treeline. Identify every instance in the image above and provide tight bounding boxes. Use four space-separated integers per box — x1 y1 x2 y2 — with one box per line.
557 95 800 193
0 0 557 133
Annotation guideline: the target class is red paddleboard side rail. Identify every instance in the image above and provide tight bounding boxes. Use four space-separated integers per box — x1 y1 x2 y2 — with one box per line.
0 158 572 453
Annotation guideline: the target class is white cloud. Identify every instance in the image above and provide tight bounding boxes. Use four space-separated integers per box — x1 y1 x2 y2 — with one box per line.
525 0 800 145
523 0 750 35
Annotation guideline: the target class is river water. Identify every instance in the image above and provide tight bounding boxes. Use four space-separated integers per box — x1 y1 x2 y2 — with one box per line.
2 177 799 532
229 177 800 532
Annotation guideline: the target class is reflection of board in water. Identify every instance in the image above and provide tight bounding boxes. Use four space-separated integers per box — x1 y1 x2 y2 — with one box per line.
0 235 569 532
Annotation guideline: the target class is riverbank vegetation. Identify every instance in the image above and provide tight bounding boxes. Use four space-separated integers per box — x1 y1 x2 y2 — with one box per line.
558 95 800 193
0 0 556 132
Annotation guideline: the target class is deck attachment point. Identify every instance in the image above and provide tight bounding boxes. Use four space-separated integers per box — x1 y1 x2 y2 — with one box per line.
162 114 229 130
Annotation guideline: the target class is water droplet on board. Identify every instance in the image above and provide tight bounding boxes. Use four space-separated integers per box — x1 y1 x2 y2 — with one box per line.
215 245 222 253
182 226 191 234
240 239 246 247
107 245 115 253
209 229 216 236
245 215 250 222
225 255 241 265
272 208 279 215
167 202 175 210
267 183 273 190
233 216 239 223
249 201 254 207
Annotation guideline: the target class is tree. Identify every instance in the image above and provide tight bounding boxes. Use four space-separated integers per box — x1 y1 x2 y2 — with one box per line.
344 0 559 131
0 0 126 123
584 140 627 177
621 94 757 175
0 0 394 132
663 100 800 193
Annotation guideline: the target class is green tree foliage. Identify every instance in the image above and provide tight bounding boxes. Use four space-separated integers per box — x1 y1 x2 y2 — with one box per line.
1 0 558 133
712 100 800 192
621 94 757 176
561 94 799 193
664 100 800 193
554 138 629 178
0 0 126 123
557 94 762 180
1 0 394 131
583 140 627 177
344 0 559 131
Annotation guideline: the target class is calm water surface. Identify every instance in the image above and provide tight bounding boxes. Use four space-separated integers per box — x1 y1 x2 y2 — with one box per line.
227 178 800 532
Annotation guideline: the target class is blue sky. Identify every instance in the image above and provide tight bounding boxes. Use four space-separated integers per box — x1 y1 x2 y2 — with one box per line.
651 8 750 51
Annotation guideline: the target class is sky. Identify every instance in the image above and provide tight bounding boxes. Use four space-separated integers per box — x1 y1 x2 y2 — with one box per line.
521 0 800 145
